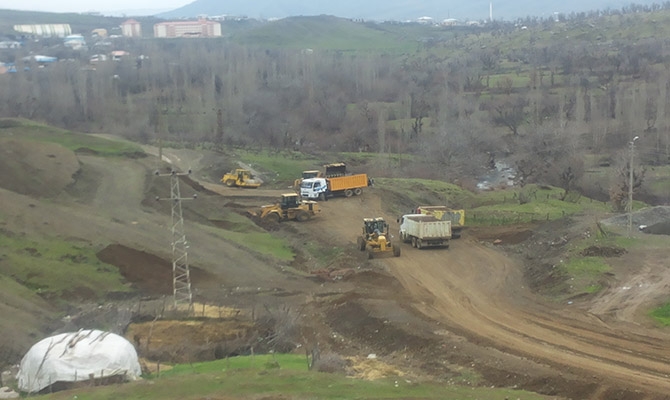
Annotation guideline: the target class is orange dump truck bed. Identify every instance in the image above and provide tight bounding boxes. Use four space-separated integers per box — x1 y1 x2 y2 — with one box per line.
327 174 369 192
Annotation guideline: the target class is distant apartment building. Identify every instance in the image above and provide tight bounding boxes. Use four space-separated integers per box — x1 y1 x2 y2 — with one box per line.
153 18 222 38
121 19 142 38
13 24 72 38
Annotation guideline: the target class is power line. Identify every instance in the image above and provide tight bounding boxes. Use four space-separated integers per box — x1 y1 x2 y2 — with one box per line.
155 169 197 312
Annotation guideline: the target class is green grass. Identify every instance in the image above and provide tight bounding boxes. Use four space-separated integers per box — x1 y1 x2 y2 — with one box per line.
562 257 610 278
0 118 144 157
649 303 670 326
375 177 473 203
304 241 345 266
468 185 610 225
646 166 670 198
38 354 548 400
232 149 321 187
204 213 295 262
233 16 424 53
0 233 130 304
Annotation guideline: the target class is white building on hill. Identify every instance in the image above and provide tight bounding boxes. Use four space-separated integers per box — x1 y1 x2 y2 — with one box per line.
154 17 222 38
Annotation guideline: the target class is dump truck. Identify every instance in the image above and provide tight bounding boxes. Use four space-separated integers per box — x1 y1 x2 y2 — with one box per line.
251 193 320 223
300 173 370 200
415 206 465 239
221 169 261 188
292 162 348 190
357 217 401 258
398 214 451 249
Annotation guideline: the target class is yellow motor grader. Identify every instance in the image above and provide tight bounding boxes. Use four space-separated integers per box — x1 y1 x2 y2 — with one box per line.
357 217 401 259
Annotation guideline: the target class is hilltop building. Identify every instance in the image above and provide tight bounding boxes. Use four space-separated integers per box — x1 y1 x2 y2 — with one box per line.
13 24 71 38
154 18 222 38
121 19 142 38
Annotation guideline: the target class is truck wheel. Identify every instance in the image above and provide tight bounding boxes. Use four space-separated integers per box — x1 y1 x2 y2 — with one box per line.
319 193 326 201
344 189 353 197
225 179 235 187
411 237 417 248
357 237 366 251
393 246 401 257
296 211 310 222
417 239 423 249
353 188 362 196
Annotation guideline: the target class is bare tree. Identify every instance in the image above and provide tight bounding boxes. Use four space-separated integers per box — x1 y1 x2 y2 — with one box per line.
490 95 529 135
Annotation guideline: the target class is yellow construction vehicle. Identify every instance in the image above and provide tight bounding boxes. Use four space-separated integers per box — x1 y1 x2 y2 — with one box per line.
415 206 465 239
221 169 261 188
293 170 322 191
357 217 401 259
253 193 320 223
293 163 348 190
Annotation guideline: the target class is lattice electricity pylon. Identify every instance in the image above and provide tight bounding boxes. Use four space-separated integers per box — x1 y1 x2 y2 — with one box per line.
155 169 197 312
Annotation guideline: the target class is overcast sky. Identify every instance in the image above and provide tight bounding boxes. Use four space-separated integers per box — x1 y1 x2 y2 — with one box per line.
0 1 191 14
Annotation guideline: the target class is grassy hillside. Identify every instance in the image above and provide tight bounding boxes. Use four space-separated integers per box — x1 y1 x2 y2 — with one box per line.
37 354 548 400
232 15 435 52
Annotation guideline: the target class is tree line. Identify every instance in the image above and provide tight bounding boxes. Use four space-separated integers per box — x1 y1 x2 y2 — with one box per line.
1 9 669 205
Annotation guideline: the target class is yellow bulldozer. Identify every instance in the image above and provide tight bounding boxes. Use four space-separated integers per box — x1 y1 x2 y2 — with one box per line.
357 217 401 259
221 169 261 188
251 193 320 223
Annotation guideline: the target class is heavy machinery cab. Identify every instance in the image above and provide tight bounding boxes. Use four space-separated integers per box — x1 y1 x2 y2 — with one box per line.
280 193 300 209
363 217 388 237
358 217 400 258
255 193 319 222
301 170 320 180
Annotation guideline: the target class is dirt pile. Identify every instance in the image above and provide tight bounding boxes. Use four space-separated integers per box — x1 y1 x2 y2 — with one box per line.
0 138 79 197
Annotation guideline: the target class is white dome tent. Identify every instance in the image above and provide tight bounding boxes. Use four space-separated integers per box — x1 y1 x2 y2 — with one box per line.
17 329 142 393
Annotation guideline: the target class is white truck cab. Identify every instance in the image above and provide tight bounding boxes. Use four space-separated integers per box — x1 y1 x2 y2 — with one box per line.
300 177 328 200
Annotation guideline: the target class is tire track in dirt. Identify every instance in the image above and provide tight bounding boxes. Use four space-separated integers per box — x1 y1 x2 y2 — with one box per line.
151 147 670 398
306 190 670 398
385 244 670 394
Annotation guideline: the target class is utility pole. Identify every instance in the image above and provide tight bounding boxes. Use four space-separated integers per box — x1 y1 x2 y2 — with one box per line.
627 136 639 237
156 169 197 312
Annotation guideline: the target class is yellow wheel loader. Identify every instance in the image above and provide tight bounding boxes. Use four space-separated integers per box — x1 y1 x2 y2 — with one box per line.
252 193 320 223
415 206 465 239
221 169 261 188
357 217 401 259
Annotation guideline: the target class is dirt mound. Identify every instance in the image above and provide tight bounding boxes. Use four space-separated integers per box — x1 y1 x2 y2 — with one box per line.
0 138 79 197
96 244 219 296
581 245 627 257
467 225 534 244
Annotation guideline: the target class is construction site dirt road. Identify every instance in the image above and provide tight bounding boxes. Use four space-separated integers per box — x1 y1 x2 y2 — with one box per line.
2 142 670 400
